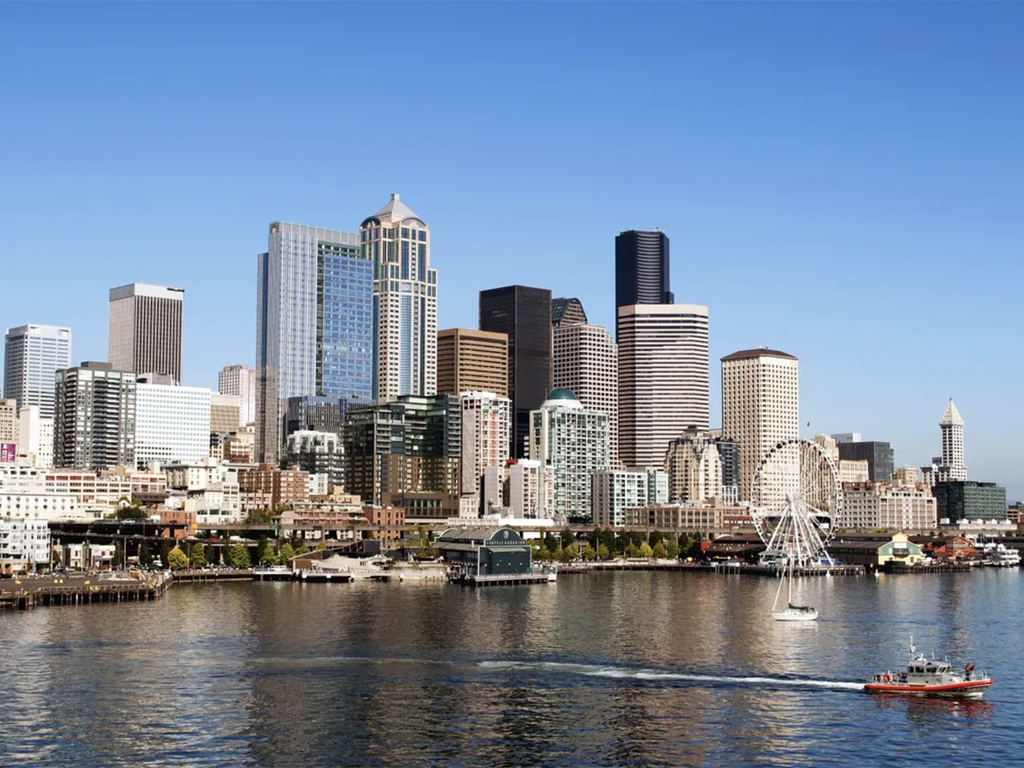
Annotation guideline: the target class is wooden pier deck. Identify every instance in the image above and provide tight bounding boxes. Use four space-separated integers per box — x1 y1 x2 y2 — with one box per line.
0 572 173 610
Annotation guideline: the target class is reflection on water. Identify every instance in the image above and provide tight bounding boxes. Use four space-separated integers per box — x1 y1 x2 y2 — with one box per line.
0 570 1017 767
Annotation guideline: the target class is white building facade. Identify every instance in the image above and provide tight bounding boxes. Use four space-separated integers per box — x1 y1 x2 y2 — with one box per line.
591 468 669 528
0 518 51 571
507 459 552 519
18 406 54 469
460 391 512 499
3 324 72 420
842 486 937 531
938 399 967 482
135 382 212 468
664 429 724 504
553 323 619 465
218 365 257 427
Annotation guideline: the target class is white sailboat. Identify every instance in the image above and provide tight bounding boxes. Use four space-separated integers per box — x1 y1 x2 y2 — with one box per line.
772 557 818 622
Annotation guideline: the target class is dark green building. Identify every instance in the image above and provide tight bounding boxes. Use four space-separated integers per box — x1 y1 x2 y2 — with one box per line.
436 527 532 577
933 481 1007 522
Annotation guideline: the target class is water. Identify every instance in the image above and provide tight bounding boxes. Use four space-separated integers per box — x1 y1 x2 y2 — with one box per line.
1 569 1021 767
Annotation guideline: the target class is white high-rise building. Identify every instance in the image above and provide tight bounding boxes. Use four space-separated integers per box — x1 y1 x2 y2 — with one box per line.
529 389 611 523
459 391 512 498
218 365 256 427
18 406 54 469
721 349 799 501
938 399 967 482
361 194 438 403
842 486 937 531
664 429 724 503
0 518 51 571
135 379 211 468
618 304 709 470
3 324 72 420
553 323 618 464
591 467 669 528
108 283 184 382
507 459 551 519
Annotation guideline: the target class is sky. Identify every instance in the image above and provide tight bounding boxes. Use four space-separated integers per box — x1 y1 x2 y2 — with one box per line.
1 3 1022 499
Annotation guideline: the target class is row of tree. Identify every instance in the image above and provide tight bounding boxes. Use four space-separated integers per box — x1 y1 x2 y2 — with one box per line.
531 529 702 563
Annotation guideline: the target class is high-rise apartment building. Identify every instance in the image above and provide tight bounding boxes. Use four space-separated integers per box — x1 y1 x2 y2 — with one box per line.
721 349 799 501
553 323 618 464
551 297 588 328
459 391 512 499
436 329 508 398
4 324 72 419
135 379 212 468
480 285 553 458
938 399 967 482
18 406 54 469
360 194 438 403
256 222 372 464
529 389 611 524
108 284 184 382
663 428 724 504
218 365 256 427
618 304 709 470
590 467 668 528
614 230 672 339
54 362 137 470
284 430 344 490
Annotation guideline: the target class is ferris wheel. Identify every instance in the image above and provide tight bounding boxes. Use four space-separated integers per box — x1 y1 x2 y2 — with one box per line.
750 438 844 568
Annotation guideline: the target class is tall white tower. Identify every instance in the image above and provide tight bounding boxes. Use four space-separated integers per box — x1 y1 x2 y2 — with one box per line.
4 324 72 419
361 194 438 402
938 398 966 481
553 323 618 465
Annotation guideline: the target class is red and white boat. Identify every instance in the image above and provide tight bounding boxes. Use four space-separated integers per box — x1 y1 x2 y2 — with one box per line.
865 637 993 699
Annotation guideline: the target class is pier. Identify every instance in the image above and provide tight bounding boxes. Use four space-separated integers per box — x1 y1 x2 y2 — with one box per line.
0 572 173 611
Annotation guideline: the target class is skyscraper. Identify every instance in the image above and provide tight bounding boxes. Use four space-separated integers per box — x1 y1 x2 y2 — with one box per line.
218 365 256 427
615 230 672 339
135 377 212 468
436 329 508 398
459 391 512 499
255 222 372 464
617 304 709 470
54 362 136 470
4 324 72 419
938 399 967 482
553 322 618 464
108 283 184 381
479 285 552 458
551 297 588 328
360 193 438 403
721 349 799 500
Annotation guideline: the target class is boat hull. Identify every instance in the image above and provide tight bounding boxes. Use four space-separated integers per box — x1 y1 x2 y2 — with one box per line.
772 609 818 622
864 679 992 699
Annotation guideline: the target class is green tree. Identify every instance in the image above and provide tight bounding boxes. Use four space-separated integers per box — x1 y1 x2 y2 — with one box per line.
625 542 640 559
315 539 327 551
420 539 436 559
189 542 207 568
113 540 125 569
227 544 251 568
649 530 665 547
294 543 311 557
597 543 611 561
559 528 573 549
653 542 668 560
639 542 654 559
138 541 152 567
159 539 172 569
665 538 680 560
51 547 62 567
279 542 295 565
581 543 596 561
544 532 559 552
565 542 580 561
168 546 189 570
600 528 617 556
246 509 276 526
537 546 551 562
256 536 271 564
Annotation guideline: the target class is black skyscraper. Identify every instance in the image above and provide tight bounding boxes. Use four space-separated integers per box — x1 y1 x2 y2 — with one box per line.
615 230 672 338
479 285 553 458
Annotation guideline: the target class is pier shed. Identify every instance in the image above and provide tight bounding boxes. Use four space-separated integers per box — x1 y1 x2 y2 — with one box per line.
827 531 923 568
436 527 532 578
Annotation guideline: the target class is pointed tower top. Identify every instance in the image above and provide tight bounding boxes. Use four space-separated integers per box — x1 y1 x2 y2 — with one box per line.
373 192 422 223
940 398 964 427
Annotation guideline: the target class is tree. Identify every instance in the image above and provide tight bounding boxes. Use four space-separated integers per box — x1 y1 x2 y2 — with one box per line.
649 530 665 547
168 546 189 570
246 509 276 526
581 543 596 561
189 542 207 568
279 542 295 565
537 546 551 562
420 539 436 559
227 544 251 568
159 539 172 569
559 528 573 549
113 540 125 569
597 543 611 561
653 542 668 560
138 541 153 567
256 536 271 564
51 547 62 567
315 539 327 551
639 542 654 559
294 543 311 557
665 538 680 560
565 542 580 562
544 532 559 552
625 542 640 559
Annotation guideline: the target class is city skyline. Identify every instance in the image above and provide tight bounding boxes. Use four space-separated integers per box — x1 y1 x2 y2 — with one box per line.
1 3 1021 496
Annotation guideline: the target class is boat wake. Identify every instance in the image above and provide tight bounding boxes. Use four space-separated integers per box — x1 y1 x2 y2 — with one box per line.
479 660 865 692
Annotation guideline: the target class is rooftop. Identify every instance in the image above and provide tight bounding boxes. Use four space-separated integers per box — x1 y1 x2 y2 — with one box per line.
940 398 964 427
721 348 797 362
372 192 424 223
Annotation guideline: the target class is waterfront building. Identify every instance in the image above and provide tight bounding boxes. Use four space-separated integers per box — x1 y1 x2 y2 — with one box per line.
0 491 83 522
0 399 16 448
615 230 672 339
618 304 709 470
839 459 870 484
721 348 799 501
436 526 532 579
937 399 967 482
210 393 242 436
256 221 372 464
551 297 588 328
54 362 136 471
459 391 512 498
553 322 618 464
284 430 344 490
3 324 72 419
344 394 461 521
238 465 309 512
591 468 668 528
841 485 937 531
528 389 611 524
933 481 1007 522
663 428 723 504
108 283 184 382
218 365 256 426
623 503 751 535
507 459 550 518
361 194 438 403
436 329 508 398
17 406 54 469
827 531 923 568
838 441 894 482
0 517 50 572
480 285 553 458
135 378 211 468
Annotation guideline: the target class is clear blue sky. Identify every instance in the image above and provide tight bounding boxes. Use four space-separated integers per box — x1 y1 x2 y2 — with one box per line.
2 3 1022 499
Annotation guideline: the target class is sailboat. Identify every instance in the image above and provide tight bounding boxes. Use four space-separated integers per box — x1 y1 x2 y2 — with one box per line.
772 557 818 622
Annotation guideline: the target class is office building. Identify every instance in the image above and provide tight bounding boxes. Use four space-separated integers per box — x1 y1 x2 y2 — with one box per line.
591 467 668 528
17 406 54 469
256 221 372 464
361 193 438 403
507 459 551 518
0 399 16 447
618 304 709 470
284 430 344 489
832 433 862 445
553 322 618 464
54 363 136 470
135 378 211 468
238 465 309 512
933 481 1006 523
838 441 894 482
614 230 672 339
528 389 611 523
664 428 724 504
721 348 799 501
284 396 350 441
4 325 72 421
436 328 508 398
551 297 587 328
892 466 920 487
108 283 184 382
460 391 512 498
839 485 937 531
218 365 256 426
938 399 967 482
480 285 553 458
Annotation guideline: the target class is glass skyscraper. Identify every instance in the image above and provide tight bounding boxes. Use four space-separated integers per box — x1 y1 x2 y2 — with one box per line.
615 230 673 339
256 222 372 464
4 324 72 419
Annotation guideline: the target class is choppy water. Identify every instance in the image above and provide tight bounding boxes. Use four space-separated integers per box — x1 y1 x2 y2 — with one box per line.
1 568 1020 767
